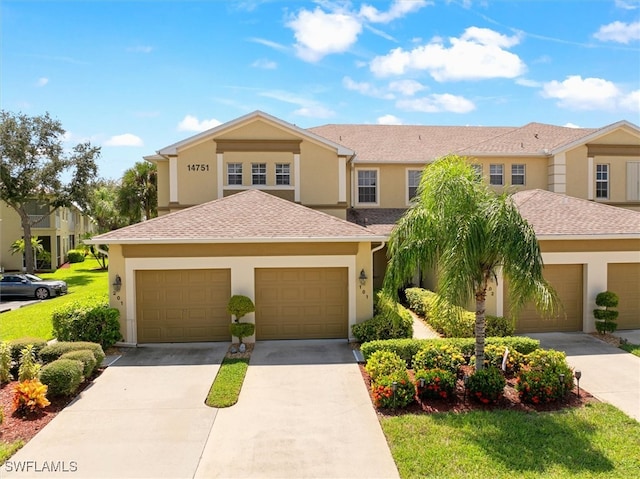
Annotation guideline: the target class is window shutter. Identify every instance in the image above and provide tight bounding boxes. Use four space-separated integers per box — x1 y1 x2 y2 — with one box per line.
627 162 640 201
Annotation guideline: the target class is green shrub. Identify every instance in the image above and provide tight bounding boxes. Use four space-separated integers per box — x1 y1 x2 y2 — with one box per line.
412 344 465 375
594 291 619 334
52 300 122 349
472 344 525 374
361 336 540 368
40 341 105 367
467 367 506 404
371 370 415 409
414 368 456 400
485 315 515 337
229 322 255 343
0 341 12 383
18 345 42 381
39 359 84 397
365 350 406 381
9 338 48 363
352 292 413 343
227 295 255 322
66 250 85 263
404 287 475 337
405 288 438 317
60 350 98 377
516 349 574 404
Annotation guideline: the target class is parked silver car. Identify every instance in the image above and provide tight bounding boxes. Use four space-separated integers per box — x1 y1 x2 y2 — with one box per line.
0 273 68 300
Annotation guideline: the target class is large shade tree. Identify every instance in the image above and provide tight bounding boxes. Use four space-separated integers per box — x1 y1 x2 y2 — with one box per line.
384 155 560 370
0 111 99 273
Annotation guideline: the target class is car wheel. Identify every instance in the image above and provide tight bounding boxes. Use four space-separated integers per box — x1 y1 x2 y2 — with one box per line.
35 287 50 300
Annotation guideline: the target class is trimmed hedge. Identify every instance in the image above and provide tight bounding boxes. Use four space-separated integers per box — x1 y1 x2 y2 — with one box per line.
39 341 105 367
352 291 413 343
66 250 85 263
39 358 84 397
361 336 540 368
9 337 48 363
60 350 98 377
52 300 122 349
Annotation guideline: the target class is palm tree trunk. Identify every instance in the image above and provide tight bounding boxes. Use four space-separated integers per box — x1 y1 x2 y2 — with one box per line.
474 290 487 370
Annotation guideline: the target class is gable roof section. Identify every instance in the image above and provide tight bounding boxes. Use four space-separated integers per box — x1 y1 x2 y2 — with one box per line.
513 189 640 239
156 110 355 157
550 120 640 155
88 190 383 244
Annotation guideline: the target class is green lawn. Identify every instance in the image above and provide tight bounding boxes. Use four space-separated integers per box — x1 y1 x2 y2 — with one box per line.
381 403 640 479
205 357 250 408
620 343 640 358
0 259 108 341
0 439 24 464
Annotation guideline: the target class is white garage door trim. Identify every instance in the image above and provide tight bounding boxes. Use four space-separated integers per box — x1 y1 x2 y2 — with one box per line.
123 255 356 344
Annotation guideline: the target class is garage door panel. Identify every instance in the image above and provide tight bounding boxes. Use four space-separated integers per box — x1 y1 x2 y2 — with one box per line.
136 269 231 343
608 263 640 329
255 267 348 340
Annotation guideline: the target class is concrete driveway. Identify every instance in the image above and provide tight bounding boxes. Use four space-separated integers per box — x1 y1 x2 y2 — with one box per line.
527 332 640 422
2 340 398 479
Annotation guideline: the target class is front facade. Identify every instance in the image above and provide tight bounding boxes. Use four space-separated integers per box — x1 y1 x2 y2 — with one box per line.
0 201 95 272
94 111 639 344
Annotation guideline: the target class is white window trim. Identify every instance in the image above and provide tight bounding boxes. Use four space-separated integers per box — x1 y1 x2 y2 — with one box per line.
595 163 609 200
489 164 504 186
406 168 421 206
251 163 267 186
275 163 291 186
355 168 380 207
226 162 243 186
511 164 526 186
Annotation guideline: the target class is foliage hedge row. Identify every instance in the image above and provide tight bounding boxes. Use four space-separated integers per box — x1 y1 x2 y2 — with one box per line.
52 299 122 349
404 287 515 337
66 250 86 263
361 336 540 369
39 341 106 366
351 291 413 343
39 359 85 397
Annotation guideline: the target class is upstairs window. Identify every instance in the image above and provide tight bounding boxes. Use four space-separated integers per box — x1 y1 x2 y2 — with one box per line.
511 164 526 186
596 164 609 199
489 164 504 185
252 163 266 185
275 163 290 185
358 170 377 204
227 163 242 185
407 170 421 202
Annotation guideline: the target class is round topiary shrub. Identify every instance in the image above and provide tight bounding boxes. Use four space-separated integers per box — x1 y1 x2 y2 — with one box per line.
414 368 456 400
467 367 506 404
229 322 255 344
60 350 98 377
365 350 406 382
227 295 255 322
594 291 619 334
412 344 465 375
39 358 84 397
371 370 415 409
66 250 85 263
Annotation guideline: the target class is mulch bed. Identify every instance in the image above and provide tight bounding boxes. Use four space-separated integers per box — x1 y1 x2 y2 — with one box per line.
359 364 597 417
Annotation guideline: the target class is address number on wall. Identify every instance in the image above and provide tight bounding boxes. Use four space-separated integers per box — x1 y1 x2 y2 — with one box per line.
187 164 210 172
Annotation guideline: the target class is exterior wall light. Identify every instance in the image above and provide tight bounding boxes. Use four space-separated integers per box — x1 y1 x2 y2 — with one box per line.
359 269 368 286
112 274 122 293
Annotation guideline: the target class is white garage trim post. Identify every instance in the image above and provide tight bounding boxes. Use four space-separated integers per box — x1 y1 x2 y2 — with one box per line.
216 153 224 199
124 255 357 344
169 157 178 203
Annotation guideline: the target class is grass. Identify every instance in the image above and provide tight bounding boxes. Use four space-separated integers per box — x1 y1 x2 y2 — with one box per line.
205 357 250 408
0 258 108 341
380 402 640 479
620 343 640 358
0 439 24 464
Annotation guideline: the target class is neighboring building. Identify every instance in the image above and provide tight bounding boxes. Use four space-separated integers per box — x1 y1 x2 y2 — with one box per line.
90 111 640 345
0 201 95 272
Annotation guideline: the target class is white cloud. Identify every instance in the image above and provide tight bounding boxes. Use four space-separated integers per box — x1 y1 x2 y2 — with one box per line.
594 21 640 44
36 77 49 87
377 114 403 125
541 75 639 111
127 45 153 53
259 90 336 119
359 0 430 24
177 115 222 132
252 58 277 69
104 133 144 147
287 7 362 62
388 79 426 96
515 78 541 88
342 77 395 99
563 123 581 128
615 0 639 10
293 105 335 118
248 37 289 52
397 94 475 113
370 27 525 81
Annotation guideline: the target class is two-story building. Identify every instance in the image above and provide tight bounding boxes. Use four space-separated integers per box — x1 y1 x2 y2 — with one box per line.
89 111 640 345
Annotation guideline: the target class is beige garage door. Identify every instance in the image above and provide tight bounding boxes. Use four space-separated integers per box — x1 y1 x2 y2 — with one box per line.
510 264 583 333
255 268 348 340
136 269 231 343
608 263 640 330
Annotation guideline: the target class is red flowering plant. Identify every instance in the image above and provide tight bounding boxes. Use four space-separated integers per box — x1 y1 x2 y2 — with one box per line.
516 349 574 404
414 368 456 401
467 366 506 404
371 370 415 409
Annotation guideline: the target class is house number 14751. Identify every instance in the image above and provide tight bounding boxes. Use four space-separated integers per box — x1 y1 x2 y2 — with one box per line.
187 164 209 172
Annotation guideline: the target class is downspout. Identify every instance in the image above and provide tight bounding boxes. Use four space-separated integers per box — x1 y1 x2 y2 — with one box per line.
370 241 386 288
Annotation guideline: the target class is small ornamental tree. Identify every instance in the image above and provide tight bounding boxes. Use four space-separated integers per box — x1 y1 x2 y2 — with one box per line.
594 291 619 334
227 295 256 344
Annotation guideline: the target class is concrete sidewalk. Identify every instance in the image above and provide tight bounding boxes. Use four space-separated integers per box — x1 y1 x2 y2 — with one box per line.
527 332 640 422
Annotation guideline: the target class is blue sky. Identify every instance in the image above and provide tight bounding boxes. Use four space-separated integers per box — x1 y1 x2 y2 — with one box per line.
2 0 639 179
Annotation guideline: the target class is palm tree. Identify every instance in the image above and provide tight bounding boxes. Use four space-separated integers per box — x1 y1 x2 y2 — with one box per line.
384 155 560 370
117 161 157 224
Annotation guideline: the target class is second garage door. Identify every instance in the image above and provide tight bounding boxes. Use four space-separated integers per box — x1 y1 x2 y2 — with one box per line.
255 267 348 340
608 263 640 330
136 269 231 343
510 264 583 333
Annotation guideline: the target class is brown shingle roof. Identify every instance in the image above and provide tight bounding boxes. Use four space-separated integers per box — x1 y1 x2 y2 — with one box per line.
308 123 597 162
91 190 382 243
512 189 640 237
347 208 407 235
